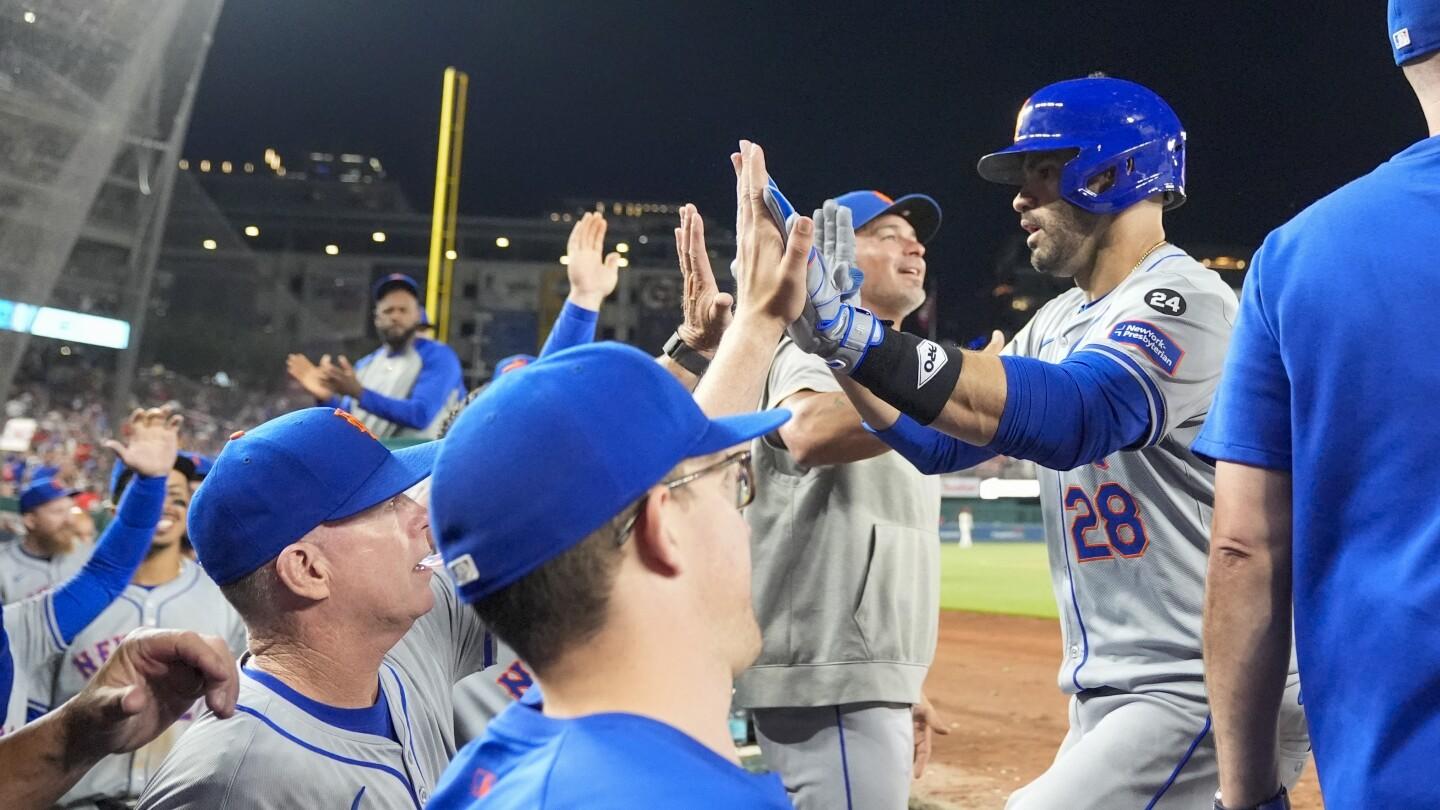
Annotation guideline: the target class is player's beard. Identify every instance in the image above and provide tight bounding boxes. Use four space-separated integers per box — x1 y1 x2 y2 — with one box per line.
1029 203 1105 279
382 323 420 349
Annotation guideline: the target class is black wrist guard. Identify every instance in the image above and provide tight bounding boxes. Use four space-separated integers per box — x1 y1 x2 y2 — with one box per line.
664 332 710 377
849 329 963 425
1215 787 1290 810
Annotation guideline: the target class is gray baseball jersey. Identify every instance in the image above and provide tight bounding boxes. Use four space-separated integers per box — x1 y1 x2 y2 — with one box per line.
38 559 248 808
1003 245 1246 693
452 643 534 747
1 590 66 735
138 570 492 810
0 538 89 602
1001 246 1308 802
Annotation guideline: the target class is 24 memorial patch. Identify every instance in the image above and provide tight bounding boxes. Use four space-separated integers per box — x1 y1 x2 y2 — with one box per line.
1144 288 1187 316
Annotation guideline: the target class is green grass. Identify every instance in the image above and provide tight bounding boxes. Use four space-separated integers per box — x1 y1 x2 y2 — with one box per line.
939 542 1058 619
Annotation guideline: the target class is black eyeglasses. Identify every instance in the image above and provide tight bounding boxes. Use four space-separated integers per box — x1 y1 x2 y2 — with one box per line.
616 450 755 544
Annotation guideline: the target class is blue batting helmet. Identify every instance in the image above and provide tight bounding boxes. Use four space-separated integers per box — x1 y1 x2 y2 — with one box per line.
977 77 1186 214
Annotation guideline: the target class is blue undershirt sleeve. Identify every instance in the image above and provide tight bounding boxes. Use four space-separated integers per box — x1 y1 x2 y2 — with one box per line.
49 473 165 642
357 343 463 430
868 413 997 475
985 352 1151 471
540 301 599 357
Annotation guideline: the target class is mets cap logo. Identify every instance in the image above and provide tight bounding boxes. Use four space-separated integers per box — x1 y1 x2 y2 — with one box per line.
332 408 377 440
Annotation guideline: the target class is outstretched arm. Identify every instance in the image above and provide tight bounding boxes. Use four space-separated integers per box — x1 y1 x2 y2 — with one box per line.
541 211 622 356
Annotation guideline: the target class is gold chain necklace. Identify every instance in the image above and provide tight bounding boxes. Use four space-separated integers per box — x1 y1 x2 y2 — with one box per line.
1130 239 1169 274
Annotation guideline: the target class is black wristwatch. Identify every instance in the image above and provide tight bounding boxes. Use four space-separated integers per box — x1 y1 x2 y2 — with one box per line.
1215 786 1289 810
664 332 711 377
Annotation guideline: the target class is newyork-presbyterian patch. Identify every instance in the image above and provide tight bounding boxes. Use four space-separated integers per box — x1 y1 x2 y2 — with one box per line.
1109 320 1184 375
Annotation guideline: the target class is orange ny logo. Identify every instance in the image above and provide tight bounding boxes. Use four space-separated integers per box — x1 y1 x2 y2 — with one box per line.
332 409 376 440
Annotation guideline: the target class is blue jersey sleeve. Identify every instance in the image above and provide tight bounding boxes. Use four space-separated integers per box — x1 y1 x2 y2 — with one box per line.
540 301 599 357
1191 247 1292 469
356 340 464 430
985 351 1151 471
869 414 996 474
0 603 12 729
49 473 164 642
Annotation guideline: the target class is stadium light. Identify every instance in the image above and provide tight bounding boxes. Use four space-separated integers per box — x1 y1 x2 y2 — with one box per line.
178 159 189 170
243 225 260 237
221 161 233 174
371 231 387 243
615 242 630 254
559 255 570 266
202 239 217 250
325 244 340 256
445 249 458 261
617 257 630 268
23 11 35 24
494 236 510 248
199 160 211 173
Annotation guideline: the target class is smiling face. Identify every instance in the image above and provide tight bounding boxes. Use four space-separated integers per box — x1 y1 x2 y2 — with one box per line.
1012 150 1110 279
854 214 928 321
151 469 193 551
310 494 437 633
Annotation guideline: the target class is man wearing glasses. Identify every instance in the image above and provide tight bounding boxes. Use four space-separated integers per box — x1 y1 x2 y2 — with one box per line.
426 142 809 808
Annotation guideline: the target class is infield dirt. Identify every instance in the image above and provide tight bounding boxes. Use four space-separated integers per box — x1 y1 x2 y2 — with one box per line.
910 611 1323 810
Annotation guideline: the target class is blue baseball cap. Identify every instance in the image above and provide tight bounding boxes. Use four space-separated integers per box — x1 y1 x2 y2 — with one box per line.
372 273 421 302
180 452 213 478
189 407 438 586
19 479 77 514
1391 0 1440 65
833 190 942 243
430 342 791 602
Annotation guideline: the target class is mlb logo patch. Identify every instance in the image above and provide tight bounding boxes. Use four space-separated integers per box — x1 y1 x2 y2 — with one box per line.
447 553 480 585
1394 28 1411 49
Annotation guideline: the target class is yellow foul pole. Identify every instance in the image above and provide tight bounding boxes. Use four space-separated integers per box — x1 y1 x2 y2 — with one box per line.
426 67 469 342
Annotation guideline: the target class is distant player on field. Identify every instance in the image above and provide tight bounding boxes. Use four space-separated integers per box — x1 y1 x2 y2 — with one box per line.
784 76 1310 807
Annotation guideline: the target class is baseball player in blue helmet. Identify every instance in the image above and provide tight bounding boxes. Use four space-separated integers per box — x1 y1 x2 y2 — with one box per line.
1196 3 1440 808
783 77 1310 808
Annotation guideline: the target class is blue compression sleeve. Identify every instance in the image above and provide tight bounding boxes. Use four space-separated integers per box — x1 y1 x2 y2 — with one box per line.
357 341 464 430
49 474 164 643
869 413 997 475
540 301 599 357
985 351 1151 471
0 604 12 726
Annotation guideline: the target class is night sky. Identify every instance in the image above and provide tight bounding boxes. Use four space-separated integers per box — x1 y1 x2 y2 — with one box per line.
183 1 1424 337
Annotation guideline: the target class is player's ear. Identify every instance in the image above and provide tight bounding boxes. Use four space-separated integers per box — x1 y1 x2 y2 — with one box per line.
272 539 331 602
629 486 683 578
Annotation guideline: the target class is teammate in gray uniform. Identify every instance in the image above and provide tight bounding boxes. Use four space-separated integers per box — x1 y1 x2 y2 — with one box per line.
2 479 89 602
4 407 183 736
729 188 945 810
287 273 465 439
39 453 247 809
137 406 488 809
783 77 1310 808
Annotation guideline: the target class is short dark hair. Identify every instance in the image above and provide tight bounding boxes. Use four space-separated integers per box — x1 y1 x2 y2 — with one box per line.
470 512 628 674
471 465 690 675
112 455 198 501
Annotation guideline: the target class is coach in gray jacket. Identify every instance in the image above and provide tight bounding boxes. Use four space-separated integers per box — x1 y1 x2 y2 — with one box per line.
739 189 948 810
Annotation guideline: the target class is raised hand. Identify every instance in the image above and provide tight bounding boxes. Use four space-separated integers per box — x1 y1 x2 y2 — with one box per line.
785 198 886 374
320 355 363 399
731 140 811 325
566 211 623 310
673 204 733 353
103 407 182 479
286 354 333 400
